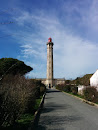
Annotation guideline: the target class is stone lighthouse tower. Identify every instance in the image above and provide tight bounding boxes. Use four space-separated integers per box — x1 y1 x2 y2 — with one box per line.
46 37 54 88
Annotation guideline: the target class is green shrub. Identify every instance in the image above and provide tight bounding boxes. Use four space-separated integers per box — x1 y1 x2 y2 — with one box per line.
64 85 71 92
56 84 71 92
40 85 46 96
0 75 40 127
56 84 78 95
71 86 78 95
83 86 98 103
56 84 65 91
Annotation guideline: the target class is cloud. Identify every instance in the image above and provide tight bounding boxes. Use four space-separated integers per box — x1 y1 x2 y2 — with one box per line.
61 0 98 32
3 1 98 79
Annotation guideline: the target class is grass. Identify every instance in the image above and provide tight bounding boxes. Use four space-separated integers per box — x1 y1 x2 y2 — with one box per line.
17 114 34 125
1 96 42 130
34 96 42 110
67 92 84 99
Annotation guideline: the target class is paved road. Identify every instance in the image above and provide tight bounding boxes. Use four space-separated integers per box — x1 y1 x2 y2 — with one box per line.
36 89 98 130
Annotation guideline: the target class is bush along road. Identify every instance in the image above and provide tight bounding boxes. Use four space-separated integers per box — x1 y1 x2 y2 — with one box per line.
56 84 98 104
0 74 46 130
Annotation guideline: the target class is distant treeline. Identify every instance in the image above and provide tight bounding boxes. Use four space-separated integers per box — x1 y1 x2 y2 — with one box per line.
66 74 93 86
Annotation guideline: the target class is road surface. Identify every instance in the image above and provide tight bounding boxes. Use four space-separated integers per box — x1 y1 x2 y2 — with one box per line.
36 89 98 130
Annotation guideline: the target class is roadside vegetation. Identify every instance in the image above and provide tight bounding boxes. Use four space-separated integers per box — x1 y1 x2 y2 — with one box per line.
56 73 98 104
56 84 98 104
66 74 93 86
0 75 46 130
0 58 46 130
56 84 78 95
0 58 33 78
83 87 98 103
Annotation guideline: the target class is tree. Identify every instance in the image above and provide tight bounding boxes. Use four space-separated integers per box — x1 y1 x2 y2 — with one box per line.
72 74 93 86
0 58 33 77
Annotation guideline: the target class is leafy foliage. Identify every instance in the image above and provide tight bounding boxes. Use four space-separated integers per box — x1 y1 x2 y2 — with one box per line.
83 87 98 103
71 86 78 95
56 84 78 95
73 74 93 85
0 58 33 78
0 75 46 128
67 74 93 86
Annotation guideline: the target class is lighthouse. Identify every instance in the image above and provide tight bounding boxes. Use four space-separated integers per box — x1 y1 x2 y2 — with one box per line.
36 38 65 87
46 37 54 88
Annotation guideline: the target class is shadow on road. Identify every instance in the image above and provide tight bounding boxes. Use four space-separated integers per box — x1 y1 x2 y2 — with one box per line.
36 125 46 130
35 102 82 130
42 103 71 114
46 89 60 93
35 89 83 130
36 114 82 130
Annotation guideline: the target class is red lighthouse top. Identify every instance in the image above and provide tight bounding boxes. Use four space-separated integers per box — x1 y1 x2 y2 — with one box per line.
48 37 52 42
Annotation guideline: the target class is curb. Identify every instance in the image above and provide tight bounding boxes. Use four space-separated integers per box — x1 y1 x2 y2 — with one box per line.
63 91 98 108
82 99 98 107
56 89 98 108
28 92 46 130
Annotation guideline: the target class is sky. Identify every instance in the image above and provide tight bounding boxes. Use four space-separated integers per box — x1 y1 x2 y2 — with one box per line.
0 0 98 79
